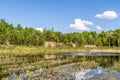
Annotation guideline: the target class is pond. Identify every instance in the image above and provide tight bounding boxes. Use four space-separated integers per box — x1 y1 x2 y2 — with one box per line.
1 52 120 80
53 52 120 56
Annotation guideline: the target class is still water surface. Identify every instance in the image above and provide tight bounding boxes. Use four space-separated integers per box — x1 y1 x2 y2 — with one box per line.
3 52 120 80
53 52 120 56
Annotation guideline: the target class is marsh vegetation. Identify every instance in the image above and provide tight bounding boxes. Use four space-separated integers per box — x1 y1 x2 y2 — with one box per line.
0 52 120 80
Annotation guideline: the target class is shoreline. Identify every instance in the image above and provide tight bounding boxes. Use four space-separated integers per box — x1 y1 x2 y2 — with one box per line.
77 49 120 53
0 46 120 54
87 49 120 53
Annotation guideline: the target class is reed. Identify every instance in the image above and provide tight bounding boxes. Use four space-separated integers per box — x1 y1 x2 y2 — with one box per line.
0 46 120 79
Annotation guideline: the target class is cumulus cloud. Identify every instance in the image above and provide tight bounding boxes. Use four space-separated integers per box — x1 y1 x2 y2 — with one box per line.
95 11 118 20
35 27 43 32
96 26 102 30
69 19 94 31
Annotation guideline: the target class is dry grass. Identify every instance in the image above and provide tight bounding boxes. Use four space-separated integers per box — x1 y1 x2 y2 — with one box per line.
0 45 120 55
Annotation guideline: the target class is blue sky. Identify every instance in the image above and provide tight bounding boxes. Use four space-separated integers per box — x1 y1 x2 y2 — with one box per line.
0 0 120 33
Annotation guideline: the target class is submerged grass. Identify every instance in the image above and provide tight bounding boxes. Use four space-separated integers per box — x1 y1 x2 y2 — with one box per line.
0 45 120 79
0 50 120 79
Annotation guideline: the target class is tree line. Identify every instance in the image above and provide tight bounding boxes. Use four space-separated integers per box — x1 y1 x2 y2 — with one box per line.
0 19 120 47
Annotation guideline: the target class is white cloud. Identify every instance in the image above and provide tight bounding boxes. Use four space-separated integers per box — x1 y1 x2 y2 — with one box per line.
35 27 43 32
69 19 94 31
95 11 118 20
96 26 102 30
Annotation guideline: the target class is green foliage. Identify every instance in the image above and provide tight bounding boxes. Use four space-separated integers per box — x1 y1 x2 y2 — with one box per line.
0 19 120 47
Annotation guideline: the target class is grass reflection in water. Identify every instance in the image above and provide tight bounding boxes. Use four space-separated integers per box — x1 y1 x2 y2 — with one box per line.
0 52 120 80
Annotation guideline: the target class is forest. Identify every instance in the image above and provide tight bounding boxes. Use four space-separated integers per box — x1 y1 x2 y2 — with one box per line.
0 19 120 47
